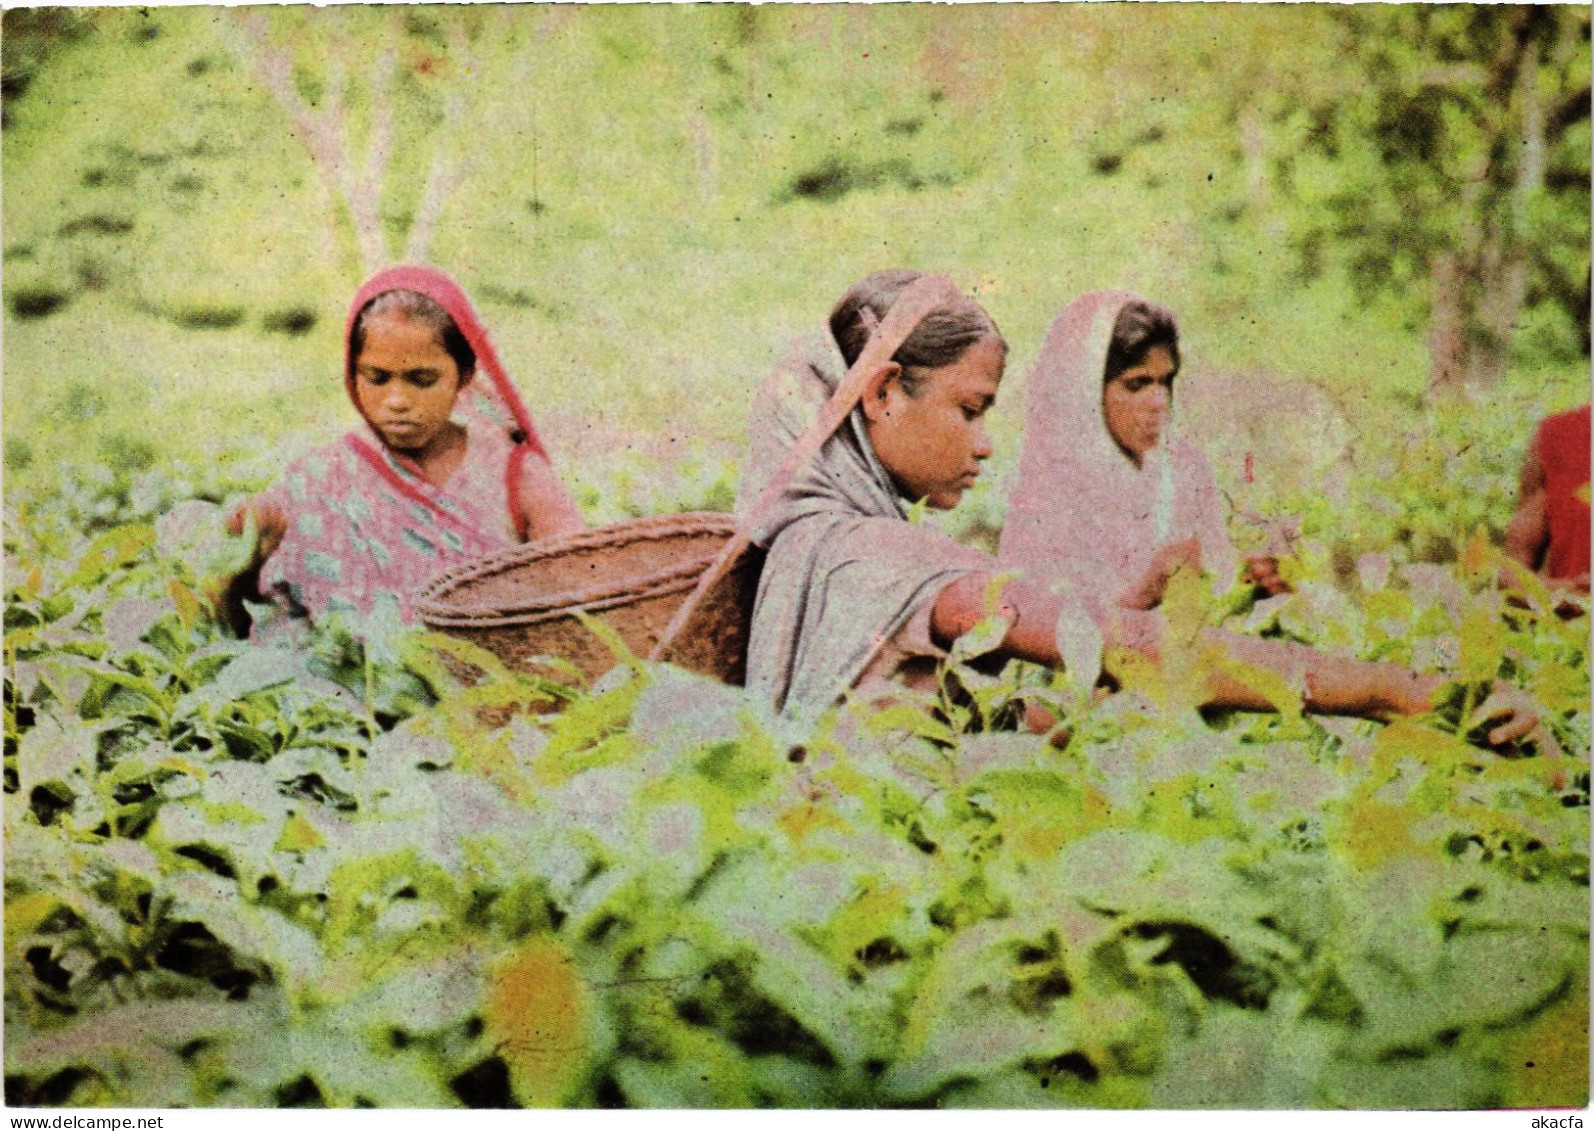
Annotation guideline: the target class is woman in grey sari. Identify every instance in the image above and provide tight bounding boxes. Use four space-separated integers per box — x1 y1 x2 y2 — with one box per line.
737 270 1542 746
737 269 1001 722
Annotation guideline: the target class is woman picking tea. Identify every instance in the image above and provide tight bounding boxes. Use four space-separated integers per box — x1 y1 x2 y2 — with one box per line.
219 265 585 633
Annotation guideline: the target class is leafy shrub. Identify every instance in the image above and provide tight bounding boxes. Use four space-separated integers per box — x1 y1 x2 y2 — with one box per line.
3 447 1586 1109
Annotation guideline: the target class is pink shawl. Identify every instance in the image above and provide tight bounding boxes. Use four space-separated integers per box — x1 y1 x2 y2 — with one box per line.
998 290 1236 608
257 265 553 624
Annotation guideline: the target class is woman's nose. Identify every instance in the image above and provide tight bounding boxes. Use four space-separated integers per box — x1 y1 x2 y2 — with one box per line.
972 423 994 460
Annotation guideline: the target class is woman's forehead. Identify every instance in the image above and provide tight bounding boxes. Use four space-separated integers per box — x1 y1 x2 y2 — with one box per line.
356 317 455 368
1112 345 1178 381
926 337 1005 394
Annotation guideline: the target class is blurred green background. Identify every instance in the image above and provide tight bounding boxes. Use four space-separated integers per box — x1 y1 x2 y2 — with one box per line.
3 5 1589 549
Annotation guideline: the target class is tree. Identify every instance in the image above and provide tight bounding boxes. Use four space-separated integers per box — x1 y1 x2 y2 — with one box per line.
1285 6 1590 393
220 8 489 275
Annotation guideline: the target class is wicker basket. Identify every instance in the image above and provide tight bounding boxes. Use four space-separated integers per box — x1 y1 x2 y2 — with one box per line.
415 512 761 687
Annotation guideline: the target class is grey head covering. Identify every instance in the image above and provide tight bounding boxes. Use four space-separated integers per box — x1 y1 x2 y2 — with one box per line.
736 326 987 724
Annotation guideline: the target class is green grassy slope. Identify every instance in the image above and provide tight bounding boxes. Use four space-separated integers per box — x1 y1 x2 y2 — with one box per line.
3 6 1587 530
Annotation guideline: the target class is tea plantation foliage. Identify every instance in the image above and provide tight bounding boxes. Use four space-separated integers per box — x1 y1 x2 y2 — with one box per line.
3 431 1587 1109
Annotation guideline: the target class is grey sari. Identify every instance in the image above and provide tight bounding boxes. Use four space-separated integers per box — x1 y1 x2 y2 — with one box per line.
736 327 988 723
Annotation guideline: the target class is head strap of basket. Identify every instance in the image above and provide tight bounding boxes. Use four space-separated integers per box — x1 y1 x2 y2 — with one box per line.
650 273 966 664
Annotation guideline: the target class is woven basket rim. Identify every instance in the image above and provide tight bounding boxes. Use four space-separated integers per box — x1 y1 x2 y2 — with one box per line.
418 559 750 628
416 510 739 624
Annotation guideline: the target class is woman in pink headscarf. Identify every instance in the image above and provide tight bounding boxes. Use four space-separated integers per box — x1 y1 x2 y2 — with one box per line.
1001 291 1284 613
983 287 1548 746
219 265 585 632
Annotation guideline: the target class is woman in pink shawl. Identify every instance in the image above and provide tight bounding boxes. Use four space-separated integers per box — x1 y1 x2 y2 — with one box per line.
1001 291 1284 612
739 271 1540 746
220 265 585 632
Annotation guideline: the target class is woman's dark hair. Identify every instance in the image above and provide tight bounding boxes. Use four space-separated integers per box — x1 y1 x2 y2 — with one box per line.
351 289 476 378
1104 299 1179 383
830 269 1005 395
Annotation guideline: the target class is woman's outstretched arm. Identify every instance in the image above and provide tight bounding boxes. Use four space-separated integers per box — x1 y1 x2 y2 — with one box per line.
929 572 1540 744
1503 433 1550 585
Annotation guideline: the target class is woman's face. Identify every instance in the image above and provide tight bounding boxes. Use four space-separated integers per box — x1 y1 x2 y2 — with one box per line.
352 311 468 456
1103 345 1176 466
866 335 1004 510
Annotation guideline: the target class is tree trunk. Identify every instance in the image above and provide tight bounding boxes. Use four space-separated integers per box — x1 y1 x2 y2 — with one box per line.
1428 254 1467 394
691 105 718 206
1427 16 1547 396
1467 28 1544 388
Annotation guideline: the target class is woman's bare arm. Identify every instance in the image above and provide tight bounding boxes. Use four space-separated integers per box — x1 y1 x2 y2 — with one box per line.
1120 537 1202 609
518 451 587 541
1503 435 1549 583
929 572 1539 742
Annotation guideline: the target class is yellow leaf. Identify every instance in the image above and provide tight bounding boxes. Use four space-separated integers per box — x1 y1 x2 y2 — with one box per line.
1497 969 1589 1108
1211 649 1304 721
777 802 849 847
485 936 589 1107
1330 796 1420 869
1457 605 1505 682
978 771 1117 857
169 579 201 631
1531 661 1592 713
1149 567 1219 713
5 892 63 951
155 757 209 781
1362 589 1414 628
1459 527 1492 586
1105 646 1166 708
862 703 958 745
897 945 949 1060
1137 771 1244 844
1161 563 1210 645
826 884 909 968
273 812 326 853
452 725 536 803
570 610 642 671
1372 719 1485 777
1574 481 1590 506
197 800 268 826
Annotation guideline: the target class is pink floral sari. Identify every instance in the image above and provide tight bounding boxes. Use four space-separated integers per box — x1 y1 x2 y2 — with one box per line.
257 265 555 624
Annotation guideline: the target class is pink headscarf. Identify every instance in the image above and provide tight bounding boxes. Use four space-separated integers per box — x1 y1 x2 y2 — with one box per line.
999 290 1236 609
256 265 554 624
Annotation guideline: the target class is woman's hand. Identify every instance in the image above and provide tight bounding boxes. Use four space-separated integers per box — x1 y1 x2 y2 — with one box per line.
226 499 288 566
1468 681 1549 749
1241 553 1292 597
210 498 289 636
1122 537 1202 610
1392 674 1549 752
